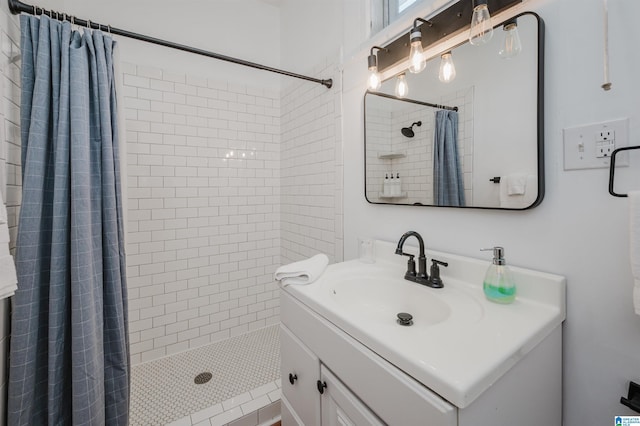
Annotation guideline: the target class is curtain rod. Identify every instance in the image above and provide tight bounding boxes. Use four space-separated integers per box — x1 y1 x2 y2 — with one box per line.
7 0 333 89
367 91 458 112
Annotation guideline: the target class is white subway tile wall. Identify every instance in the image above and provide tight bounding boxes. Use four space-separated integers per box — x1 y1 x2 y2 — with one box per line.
123 63 283 364
280 57 343 264
1 10 21 424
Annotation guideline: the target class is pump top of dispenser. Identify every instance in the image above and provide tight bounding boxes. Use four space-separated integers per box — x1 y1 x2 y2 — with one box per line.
483 246 506 265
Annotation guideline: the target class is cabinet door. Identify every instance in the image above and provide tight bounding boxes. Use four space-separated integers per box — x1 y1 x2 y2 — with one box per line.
320 365 385 426
281 397 305 426
281 324 321 426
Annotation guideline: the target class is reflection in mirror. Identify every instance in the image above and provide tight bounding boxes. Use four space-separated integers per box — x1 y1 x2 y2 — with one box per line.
364 12 543 209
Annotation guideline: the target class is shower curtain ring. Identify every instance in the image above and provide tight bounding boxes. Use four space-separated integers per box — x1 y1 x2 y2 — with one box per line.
87 19 91 29
108 25 111 35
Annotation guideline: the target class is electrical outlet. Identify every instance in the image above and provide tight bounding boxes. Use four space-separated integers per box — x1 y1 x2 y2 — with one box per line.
563 118 629 170
597 129 615 141
596 129 615 158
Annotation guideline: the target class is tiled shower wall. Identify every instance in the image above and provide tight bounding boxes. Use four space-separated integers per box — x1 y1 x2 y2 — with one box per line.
0 9 20 425
123 63 282 364
280 57 343 264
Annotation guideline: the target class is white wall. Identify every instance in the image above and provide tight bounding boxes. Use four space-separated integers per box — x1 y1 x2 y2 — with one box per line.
342 1 640 425
33 0 284 90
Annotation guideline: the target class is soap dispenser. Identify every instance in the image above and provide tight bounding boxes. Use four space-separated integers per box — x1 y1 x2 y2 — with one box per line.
480 247 516 304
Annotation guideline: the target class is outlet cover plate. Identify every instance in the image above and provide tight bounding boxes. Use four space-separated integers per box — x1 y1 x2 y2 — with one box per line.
563 118 629 170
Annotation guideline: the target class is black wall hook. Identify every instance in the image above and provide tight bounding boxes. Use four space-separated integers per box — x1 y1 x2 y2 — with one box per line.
620 381 640 414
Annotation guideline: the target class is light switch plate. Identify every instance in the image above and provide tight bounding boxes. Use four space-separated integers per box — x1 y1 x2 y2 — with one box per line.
563 118 629 170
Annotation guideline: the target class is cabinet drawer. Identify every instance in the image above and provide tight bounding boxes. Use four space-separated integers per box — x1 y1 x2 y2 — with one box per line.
280 324 321 426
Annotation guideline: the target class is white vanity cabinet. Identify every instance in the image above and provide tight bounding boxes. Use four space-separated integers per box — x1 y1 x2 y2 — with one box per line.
281 324 385 426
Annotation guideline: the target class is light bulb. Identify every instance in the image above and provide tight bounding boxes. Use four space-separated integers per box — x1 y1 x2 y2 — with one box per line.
395 73 409 97
438 52 456 83
469 1 493 46
408 28 426 73
499 22 522 59
367 52 382 90
368 68 382 90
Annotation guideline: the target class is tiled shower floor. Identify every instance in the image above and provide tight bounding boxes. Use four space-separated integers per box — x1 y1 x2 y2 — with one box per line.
130 324 281 425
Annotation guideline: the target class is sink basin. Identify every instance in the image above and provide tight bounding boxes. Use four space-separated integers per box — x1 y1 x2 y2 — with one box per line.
328 275 452 327
281 239 566 408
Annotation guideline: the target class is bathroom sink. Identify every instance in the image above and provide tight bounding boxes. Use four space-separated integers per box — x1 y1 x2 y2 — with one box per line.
328 275 452 327
282 239 566 408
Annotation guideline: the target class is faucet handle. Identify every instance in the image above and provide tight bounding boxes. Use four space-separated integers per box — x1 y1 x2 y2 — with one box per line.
428 258 448 288
404 254 416 278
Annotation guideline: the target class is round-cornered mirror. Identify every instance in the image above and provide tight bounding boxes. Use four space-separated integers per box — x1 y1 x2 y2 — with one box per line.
364 12 544 209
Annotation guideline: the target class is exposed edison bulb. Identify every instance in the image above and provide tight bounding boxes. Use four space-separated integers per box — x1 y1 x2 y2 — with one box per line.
438 52 456 83
408 28 426 73
395 73 409 97
367 50 383 90
469 1 493 46
368 67 382 90
499 22 522 59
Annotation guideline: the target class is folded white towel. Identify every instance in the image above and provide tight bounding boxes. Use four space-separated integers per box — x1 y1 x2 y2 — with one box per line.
0 255 17 300
506 173 528 195
0 225 9 244
499 175 537 208
275 254 329 287
0 190 7 225
629 191 640 315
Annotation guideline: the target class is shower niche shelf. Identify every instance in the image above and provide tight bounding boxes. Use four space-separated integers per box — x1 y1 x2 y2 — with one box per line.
378 193 407 199
378 152 405 160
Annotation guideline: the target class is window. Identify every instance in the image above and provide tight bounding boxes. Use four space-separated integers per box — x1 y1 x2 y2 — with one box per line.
397 0 418 14
371 0 421 35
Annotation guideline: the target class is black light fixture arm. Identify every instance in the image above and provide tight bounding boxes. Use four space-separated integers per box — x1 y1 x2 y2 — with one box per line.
412 17 433 30
368 46 388 69
7 0 333 89
370 46 388 56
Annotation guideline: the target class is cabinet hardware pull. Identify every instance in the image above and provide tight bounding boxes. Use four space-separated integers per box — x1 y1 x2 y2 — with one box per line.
317 380 327 394
288 373 298 385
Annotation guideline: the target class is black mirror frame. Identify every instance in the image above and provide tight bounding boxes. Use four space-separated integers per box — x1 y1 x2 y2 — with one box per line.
363 11 545 210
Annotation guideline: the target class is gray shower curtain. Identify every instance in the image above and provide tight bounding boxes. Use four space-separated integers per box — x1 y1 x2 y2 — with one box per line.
433 110 465 207
8 15 129 425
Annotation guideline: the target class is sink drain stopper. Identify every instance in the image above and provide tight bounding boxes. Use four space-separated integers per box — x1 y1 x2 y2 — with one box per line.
397 312 413 326
194 372 213 384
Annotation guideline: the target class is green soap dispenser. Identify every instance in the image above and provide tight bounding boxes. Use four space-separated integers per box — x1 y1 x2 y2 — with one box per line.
481 247 516 304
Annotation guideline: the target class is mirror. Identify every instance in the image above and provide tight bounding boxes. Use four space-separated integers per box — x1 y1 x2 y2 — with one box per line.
364 12 544 209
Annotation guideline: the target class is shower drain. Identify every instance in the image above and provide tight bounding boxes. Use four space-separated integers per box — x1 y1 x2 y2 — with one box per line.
194 372 213 385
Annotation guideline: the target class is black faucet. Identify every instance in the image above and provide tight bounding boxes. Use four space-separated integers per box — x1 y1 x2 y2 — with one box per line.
395 231 431 286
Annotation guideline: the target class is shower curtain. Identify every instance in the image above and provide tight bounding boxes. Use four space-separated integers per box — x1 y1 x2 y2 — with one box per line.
433 110 465 207
8 15 129 425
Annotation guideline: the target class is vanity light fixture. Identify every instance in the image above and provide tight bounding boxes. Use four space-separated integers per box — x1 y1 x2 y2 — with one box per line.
395 73 409 97
469 0 494 45
366 0 523 89
367 46 387 90
498 19 522 58
408 18 431 74
438 52 456 83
